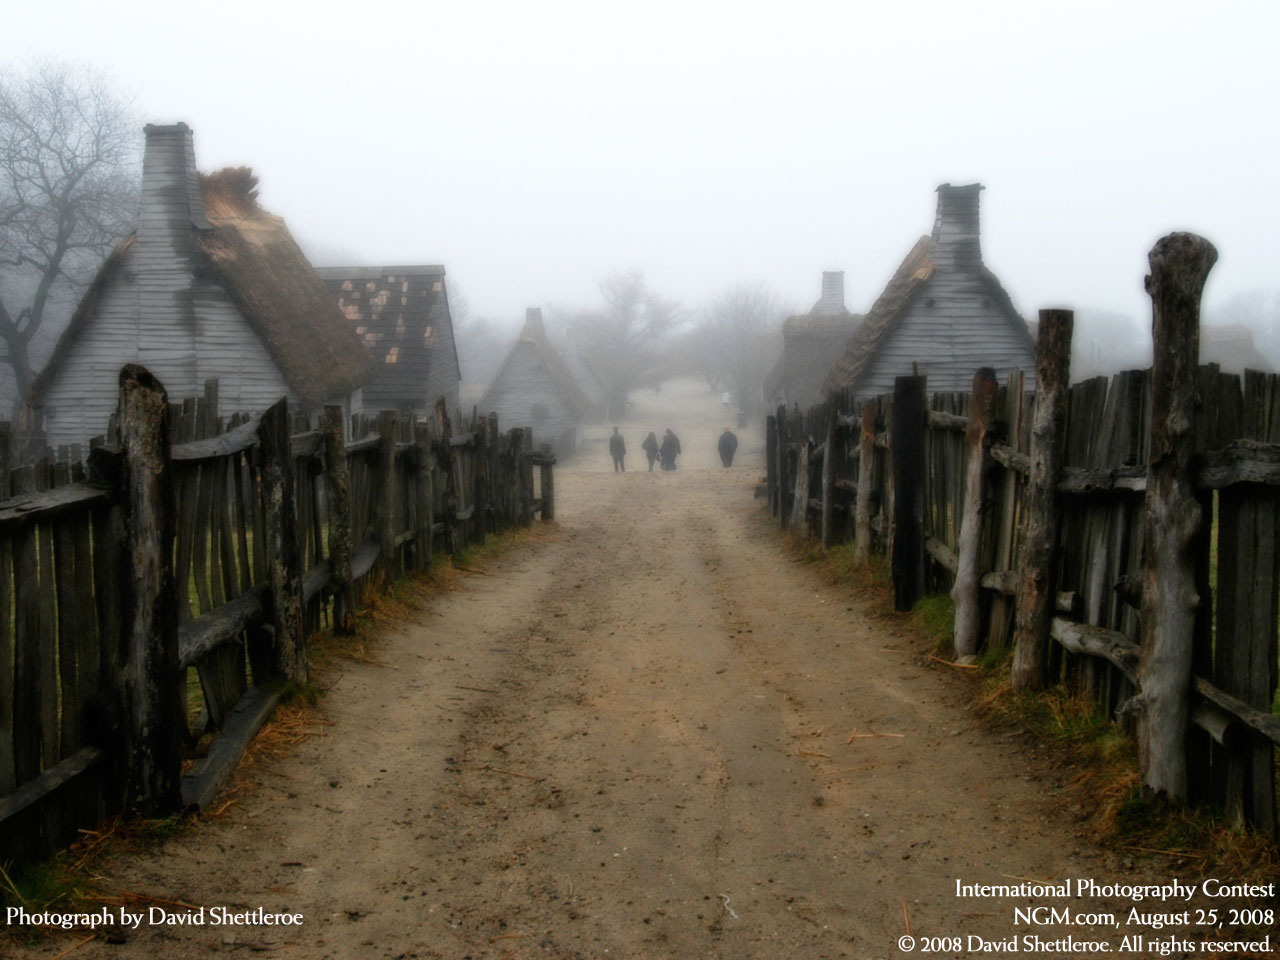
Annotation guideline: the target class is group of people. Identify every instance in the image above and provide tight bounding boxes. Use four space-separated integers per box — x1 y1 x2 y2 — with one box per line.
608 426 738 472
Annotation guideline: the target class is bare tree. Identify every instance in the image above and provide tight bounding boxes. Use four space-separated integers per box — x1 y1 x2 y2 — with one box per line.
697 281 785 417
0 60 139 412
565 270 689 415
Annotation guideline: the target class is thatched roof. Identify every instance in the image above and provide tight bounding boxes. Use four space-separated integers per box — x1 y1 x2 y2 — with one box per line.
316 265 459 410
31 165 374 408
480 309 591 417
195 169 374 406
822 234 1032 395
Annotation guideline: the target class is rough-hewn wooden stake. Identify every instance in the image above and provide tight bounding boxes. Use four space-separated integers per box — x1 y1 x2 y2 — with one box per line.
413 421 434 569
776 404 788 530
538 444 555 522
765 414 778 517
322 405 355 632
820 404 837 548
890 376 926 611
1138 233 1217 802
790 438 810 533
521 427 535 527
854 400 875 562
952 368 999 660
1011 310 1073 692
256 398 306 683
116 365 182 815
376 410 398 583
473 423 489 545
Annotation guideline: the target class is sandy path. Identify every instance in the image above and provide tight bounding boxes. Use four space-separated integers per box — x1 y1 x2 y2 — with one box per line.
12 380 1156 959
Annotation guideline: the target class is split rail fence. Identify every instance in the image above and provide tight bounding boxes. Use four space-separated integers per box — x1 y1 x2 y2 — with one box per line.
765 234 1279 833
0 365 556 867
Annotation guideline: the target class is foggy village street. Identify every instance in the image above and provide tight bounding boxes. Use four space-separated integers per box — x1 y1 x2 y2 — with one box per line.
11 380 1167 960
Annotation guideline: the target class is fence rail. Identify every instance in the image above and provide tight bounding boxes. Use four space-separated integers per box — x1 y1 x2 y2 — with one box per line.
765 233 1279 834
0 366 555 866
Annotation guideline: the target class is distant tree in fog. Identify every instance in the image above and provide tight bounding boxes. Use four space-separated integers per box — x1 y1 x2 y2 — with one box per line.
696 282 785 417
0 60 139 413
565 270 689 413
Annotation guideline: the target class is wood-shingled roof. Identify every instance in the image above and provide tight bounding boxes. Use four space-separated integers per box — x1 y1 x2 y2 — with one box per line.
316 265 459 410
480 310 591 418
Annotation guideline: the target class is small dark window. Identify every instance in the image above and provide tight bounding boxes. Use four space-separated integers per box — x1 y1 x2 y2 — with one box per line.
925 298 936 308
982 298 991 309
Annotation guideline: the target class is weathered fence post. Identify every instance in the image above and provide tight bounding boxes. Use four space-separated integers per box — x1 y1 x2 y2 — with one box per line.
821 403 837 549
951 367 999 660
0 421 10 498
116 365 183 815
1011 310 1073 691
322 405 355 632
376 410 398 582
854 400 875 561
256 398 306 683
890 376 926 611
790 436 810 533
413 420 434 569
1138 233 1217 803
473 421 489 546
521 427 535 527
538 443 556 522
776 404 788 529
765 414 777 517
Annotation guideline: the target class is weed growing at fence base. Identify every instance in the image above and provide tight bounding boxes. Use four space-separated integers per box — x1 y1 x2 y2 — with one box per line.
912 594 955 654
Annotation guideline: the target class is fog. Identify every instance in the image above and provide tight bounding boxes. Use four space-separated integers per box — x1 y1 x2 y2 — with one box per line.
5 0 1279 371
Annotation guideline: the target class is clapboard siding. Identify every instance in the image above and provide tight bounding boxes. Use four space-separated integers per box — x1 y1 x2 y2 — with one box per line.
192 283 292 410
482 344 579 441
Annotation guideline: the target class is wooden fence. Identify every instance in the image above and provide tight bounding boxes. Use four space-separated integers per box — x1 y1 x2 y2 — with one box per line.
765 233 1280 833
0 366 556 867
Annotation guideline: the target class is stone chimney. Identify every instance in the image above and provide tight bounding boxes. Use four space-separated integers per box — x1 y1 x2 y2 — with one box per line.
140 123 211 249
813 271 846 317
931 183 983 268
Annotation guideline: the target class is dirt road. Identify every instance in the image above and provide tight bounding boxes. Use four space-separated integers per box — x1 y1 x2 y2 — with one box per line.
15 381 1155 959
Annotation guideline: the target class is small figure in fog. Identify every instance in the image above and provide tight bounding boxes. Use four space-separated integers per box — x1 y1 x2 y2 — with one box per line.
721 390 732 412
642 431 660 471
718 426 738 467
609 426 626 472
659 428 681 471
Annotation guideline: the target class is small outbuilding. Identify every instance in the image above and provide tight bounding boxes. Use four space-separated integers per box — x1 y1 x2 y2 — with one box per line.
29 123 373 448
480 308 590 456
777 271 862 410
317 265 462 420
824 184 1035 401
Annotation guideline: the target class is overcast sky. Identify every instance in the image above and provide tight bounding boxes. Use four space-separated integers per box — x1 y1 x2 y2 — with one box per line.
6 0 1277 340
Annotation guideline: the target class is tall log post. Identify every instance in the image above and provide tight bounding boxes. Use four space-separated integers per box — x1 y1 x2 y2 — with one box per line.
538 444 556 522
1138 233 1217 802
789 438 810 533
776 404 788 530
521 427 535 527
116 364 182 815
413 421 434 569
854 400 876 561
256 398 306 683
473 420 489 545
765 414 778 517
321 405 355 632
952 367 999 660
890 376 926 611
820 403 837 549
376 411 398 583
1011 310 1073 691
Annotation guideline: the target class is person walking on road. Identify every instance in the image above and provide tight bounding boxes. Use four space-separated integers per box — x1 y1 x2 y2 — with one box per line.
659 428 681 471
721 391 732 412
641 431 660 471
718 427 739 467
609 426 626 472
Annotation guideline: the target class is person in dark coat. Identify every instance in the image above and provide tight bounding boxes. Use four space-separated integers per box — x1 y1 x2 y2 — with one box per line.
659 428 681 470
641 431 660 471
609 426 626 472
718 427 739 467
